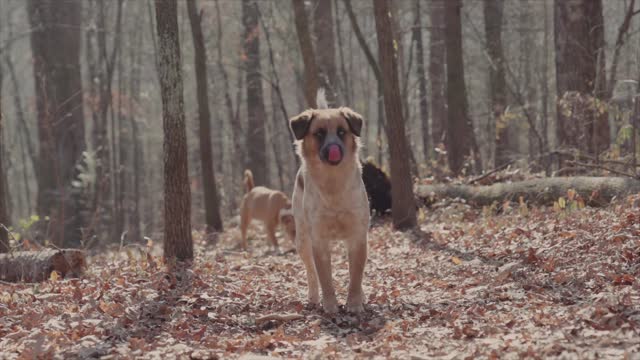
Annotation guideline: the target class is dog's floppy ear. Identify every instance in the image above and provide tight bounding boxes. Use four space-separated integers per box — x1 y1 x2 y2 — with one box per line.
289 110 314 140
341 107 364 137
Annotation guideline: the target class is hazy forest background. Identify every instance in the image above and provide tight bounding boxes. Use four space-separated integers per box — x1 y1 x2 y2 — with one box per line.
2 0 640 358
1 0 640 250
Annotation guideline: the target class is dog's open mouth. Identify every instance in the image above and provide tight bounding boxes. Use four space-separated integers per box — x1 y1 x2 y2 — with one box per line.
323 144 343 165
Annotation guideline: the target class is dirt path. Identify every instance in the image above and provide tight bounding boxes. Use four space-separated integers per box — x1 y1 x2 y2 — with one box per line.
1 200 639 359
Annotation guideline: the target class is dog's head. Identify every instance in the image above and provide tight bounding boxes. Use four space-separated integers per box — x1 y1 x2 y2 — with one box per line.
278 206 296 244
290 107 364 167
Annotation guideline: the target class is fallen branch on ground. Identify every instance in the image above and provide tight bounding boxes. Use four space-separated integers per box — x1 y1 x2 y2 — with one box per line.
417 176 640 207
255 313 304 325
566 161 638 179
0 249 86 282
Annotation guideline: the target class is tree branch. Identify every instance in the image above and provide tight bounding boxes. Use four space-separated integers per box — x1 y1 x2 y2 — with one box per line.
342 0 381 82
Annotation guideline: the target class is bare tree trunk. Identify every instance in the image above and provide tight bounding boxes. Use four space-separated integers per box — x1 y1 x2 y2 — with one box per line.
155 0 193 262
606 0 638 100
343 0 381 81
313 0 339 106
5 56 35 215
540 0 550 172
343 0 386 165
28 0 87 247
91 0 124 238
258 4 299 172
187 0 223 233
214 0 240 214
292 0 319 108
413 0 429 162
334 0 352 105
243 0 269 187
519 0 538 163
483 0 508 167
377 84 384 166
128 23 143 244
429 0 447 150
554 0 609 157
444 0 480 175
115 33 126 241
0 109 9 253
373 0 417 230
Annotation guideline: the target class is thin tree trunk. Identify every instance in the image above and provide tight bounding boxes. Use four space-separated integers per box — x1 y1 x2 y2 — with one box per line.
115 32 126 241
541 0 550 172
128 22 143 243
292 0 319 108
377 83 384 166
444 0 480 175
429 0 447 150
243 0 269 187
334 0 352 106
606 0 638 100
519 0 538 163
413 0 430 162
373 0 417 230
0 108 9 253
483 0 508 167
343 0 386 165
155 0 193 262
343 0 381 81
213 0 240 214
4 56 35 214
313 0 339 106
257 4 299 170
92 0 124 236
187 0 223 233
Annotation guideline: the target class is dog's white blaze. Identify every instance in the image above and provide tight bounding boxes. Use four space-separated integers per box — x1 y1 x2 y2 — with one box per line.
316 88 328 109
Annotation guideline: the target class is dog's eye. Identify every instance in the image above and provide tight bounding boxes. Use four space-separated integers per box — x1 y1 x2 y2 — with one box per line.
337 127 346 137
314 129 326 139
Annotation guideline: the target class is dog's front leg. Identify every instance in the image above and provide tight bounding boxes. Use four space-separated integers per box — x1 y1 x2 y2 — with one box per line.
311 234 338 314
296 230 320 305
346 233 367 313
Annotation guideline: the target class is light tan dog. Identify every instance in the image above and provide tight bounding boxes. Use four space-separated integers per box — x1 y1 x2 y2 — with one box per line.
239 170 295 251
289 102 370 314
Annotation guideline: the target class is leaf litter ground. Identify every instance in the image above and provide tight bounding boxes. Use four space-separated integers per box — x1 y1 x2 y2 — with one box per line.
1 198 640 359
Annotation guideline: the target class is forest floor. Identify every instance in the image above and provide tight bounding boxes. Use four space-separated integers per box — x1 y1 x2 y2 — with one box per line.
1 197 640 359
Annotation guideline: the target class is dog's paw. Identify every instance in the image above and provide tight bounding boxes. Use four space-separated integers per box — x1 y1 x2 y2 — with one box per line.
346 292 365 314
345 301 364 314
322 298 339 314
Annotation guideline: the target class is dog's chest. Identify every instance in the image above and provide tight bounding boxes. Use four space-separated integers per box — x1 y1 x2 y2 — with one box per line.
312 209 361 239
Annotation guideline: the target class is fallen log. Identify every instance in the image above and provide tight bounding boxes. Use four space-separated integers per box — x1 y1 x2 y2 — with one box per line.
0 249 86 282
416 176 640 207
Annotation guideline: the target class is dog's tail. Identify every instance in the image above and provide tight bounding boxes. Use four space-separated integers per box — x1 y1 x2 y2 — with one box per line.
316 88 328 109
243 169 255 193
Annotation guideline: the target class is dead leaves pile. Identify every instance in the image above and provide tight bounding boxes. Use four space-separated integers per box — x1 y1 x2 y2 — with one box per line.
1 198 639 359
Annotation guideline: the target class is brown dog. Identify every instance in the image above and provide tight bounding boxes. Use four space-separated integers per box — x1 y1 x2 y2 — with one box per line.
239 170 295 251
289 102 370 314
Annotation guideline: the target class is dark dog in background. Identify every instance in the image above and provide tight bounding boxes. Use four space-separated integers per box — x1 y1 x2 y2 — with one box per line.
361 160 392 216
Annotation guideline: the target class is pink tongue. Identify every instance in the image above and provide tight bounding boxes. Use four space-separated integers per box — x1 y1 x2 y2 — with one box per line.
328 145 342 162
